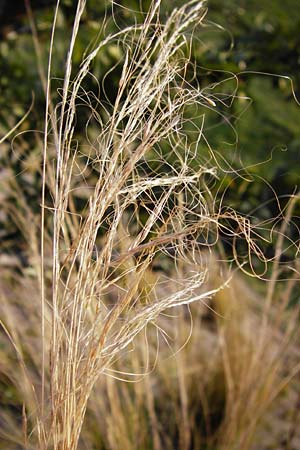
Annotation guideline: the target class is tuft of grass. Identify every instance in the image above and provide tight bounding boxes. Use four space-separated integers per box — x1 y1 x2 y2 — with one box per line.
39 1 235 447
0 1 299 449
1 252 300 449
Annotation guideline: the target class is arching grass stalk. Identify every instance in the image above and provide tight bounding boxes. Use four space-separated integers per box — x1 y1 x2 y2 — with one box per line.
39 1 253 448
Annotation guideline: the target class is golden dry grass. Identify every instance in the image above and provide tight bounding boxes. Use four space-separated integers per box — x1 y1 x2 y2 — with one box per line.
0 1 300 449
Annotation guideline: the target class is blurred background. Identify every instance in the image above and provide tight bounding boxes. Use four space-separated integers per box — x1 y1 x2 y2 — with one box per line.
1 0 300 267
1 1 300 449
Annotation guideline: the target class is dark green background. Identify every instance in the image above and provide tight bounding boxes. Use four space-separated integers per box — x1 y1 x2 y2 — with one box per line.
1 0 299 261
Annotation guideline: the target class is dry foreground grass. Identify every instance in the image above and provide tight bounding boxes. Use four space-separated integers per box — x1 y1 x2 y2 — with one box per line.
0 0 300 449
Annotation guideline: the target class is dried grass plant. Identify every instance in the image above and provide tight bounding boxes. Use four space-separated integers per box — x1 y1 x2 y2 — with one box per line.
40 1 233 447
1 1 299 450
1 248 300 450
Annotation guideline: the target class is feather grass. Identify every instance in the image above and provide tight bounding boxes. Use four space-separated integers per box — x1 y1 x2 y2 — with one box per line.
1 1 299 449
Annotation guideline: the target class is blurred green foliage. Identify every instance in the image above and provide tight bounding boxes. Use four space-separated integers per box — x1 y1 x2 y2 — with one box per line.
202 0 300 208
0 0 299 263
